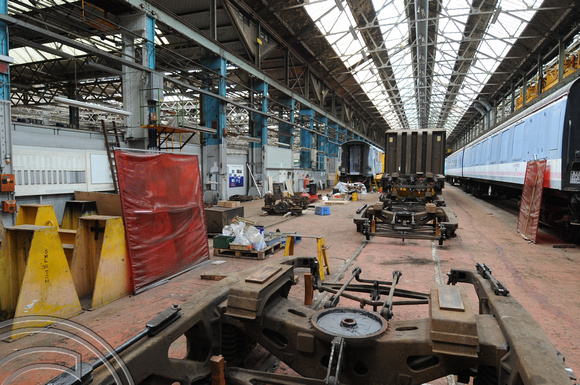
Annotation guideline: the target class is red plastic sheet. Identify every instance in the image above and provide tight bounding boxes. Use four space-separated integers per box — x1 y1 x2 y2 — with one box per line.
517 159 547 243
115 151 210 292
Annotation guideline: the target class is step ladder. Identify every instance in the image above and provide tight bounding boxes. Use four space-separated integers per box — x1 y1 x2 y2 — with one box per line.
283 235 331 281
102 120 121 193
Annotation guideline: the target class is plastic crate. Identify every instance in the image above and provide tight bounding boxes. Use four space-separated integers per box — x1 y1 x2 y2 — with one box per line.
213 235 234 249
315 206 330 215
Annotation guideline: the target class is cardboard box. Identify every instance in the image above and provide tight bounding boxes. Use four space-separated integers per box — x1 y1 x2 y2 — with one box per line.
217 200 241 208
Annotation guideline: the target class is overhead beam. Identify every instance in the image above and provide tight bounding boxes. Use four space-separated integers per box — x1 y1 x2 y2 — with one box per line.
114 0 376 144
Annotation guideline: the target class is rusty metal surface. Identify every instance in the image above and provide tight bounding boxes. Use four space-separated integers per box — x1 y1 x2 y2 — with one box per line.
77 256 574 385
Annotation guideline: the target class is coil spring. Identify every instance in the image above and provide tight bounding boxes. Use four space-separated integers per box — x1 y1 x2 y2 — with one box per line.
221 324 256 365
474 365 499 385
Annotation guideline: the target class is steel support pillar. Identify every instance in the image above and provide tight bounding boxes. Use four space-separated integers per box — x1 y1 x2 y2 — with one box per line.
317 117 328 172
202 56 227 202
300 109 314 170
251 81 268 195
278 98 295 147
0 0 13 225
121 12 152 144
328 122 339 157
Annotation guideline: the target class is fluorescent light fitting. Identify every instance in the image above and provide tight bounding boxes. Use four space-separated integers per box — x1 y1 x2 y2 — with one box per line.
182 124 216 134
238 136 261 143
274 141 291 148
53 97 131 116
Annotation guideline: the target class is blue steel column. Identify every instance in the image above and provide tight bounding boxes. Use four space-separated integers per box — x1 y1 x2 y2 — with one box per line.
252 81 268 196
146 15 155 70
328 122 339 157
251 81 268 147
317 117 328 171
0 0 13 225
201 56 227 144
201 56 227 201
145 14 157 148
300 109 313 169
328 122 339 187
279 98 295 147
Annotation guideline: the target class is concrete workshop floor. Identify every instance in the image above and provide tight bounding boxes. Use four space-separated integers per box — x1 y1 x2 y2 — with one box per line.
1 186 579 384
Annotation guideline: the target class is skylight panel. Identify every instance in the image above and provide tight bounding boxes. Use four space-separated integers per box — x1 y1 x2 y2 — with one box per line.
307 0 544 134
440 0 543 133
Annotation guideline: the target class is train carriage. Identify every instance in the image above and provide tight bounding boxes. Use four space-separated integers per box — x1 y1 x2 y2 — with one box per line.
338 140 383 188
446 77 580 240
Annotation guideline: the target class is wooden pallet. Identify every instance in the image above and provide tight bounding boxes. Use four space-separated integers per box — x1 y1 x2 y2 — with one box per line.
213 241 282 260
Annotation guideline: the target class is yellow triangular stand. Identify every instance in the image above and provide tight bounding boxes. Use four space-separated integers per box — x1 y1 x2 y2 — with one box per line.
0 225 82 339
15 204 60 228
70 215 131 309
283 235 330 281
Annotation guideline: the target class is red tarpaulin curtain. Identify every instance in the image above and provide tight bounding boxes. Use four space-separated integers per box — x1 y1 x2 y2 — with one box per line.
115 151 210 292
517 159 547 243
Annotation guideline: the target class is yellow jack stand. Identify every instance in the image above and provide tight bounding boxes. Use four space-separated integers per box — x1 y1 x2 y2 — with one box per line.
70 215 131 309
283 235 330 281
61 200 98 230
0 225 82 338
16 204 60 228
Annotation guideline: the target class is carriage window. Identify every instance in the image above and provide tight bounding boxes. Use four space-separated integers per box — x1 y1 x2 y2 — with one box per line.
491 134 499 164
512 122 524 160
500 130 510 162
549 104 564 151
484 139 491 163
350 145 361 175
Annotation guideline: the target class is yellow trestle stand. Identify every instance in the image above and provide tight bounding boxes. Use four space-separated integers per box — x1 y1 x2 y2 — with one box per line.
70 215 131 309
15 204 60 228
0 225 82 339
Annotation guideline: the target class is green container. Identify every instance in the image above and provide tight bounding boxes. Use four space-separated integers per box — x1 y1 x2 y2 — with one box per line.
213 235 234 249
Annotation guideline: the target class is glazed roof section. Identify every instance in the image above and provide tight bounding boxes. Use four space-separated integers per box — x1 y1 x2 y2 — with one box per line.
305 0 543 133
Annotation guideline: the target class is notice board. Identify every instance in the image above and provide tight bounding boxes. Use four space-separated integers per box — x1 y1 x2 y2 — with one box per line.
516 159 546 243
115 151 210 292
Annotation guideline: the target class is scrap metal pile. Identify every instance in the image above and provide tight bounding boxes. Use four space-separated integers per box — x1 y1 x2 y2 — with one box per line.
52 257 575 385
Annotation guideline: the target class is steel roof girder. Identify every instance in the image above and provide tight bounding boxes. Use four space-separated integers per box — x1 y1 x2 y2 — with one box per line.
112 0 376 144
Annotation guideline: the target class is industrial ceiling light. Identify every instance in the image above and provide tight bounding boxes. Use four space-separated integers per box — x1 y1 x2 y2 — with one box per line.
182 124 217 134
238 136 261 143
53 97 132 116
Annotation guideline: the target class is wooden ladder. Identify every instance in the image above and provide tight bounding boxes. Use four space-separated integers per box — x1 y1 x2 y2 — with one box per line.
101 120 121 193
